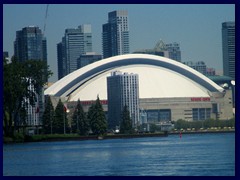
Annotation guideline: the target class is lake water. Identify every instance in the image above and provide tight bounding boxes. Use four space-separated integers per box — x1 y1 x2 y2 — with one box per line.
3 133 235 176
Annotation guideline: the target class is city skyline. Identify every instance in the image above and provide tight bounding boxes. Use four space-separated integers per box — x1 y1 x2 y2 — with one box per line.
3 4 235 82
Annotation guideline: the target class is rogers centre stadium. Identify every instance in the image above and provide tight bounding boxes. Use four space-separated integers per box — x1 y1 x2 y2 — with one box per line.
45 54 233 124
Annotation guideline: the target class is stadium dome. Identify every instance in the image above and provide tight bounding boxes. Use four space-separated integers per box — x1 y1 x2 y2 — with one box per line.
45 54 224 101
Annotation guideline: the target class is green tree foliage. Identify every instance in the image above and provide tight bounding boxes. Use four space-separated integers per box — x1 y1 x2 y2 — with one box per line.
120 105 134 134
174 118 235 130
72 99 89 135
42 96 54 134
88 96 107 135
53 99 68 134
3 57 52 136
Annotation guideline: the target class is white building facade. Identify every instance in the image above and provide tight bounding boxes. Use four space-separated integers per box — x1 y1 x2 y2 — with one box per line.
107 71 139 129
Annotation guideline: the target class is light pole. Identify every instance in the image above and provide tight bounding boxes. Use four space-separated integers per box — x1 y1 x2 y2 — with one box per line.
63 105 67 134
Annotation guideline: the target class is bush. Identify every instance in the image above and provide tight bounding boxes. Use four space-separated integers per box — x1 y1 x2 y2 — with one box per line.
3 136 14 143
13 133 25 142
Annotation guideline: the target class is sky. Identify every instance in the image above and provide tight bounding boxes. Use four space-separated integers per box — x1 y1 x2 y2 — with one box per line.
3 4 235 82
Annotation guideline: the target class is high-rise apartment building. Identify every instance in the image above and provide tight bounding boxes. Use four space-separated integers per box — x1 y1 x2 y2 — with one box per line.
222 21 235 79
102 10 129 58
107 71 139 129
14 26 47 128
57 24 92 79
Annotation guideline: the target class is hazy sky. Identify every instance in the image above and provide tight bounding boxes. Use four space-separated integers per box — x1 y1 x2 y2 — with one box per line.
3 4 235 82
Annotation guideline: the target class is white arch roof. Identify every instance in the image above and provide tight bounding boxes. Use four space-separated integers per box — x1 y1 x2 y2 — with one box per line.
45 54 224 101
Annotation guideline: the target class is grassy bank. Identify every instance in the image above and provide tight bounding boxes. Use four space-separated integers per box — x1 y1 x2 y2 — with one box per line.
3 132 168 143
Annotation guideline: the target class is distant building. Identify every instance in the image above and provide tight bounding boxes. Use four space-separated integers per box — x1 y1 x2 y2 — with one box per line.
57 24 92 79
133 40 181 62
107 71 139 129
222 21 235 79
14 26 47 128
57 42 65 80
102 10 129 58
183 61 207 75
134 40 169 58
206 68 216 76
78 52 102 68
165 42 181 62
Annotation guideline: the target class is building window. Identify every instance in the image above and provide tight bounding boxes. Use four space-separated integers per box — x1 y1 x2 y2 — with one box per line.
147 109 171 123
192 108 211 121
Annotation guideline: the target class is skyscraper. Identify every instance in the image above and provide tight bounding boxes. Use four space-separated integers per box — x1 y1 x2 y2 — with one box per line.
102 10 129 58
57 24 92 79
57 41 66 80
222 21 235 79
14 26 47 128
107 71 139 129
14 26 47 63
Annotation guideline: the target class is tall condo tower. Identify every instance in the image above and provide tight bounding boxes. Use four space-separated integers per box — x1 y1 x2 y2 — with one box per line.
107 71 139 129
222 21 235 79
102 10 129 58
14 26 47 127
57 24 92 79
14 26 47 63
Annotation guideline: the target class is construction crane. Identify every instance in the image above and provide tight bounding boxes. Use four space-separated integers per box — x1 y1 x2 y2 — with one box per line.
43 4 49 35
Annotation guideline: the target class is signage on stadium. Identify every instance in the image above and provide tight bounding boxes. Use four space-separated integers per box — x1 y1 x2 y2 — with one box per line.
191 97 210 101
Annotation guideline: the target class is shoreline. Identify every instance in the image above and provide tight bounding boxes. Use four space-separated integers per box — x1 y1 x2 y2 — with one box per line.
27 132 169 143
3 130 235 144
169 129 235 135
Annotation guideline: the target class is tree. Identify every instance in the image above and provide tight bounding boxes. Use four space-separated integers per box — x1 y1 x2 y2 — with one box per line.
120 105 133 134
88 96 107 136
42 96 54 134
3 57 52 136
53 99 68 134
72 99 89 135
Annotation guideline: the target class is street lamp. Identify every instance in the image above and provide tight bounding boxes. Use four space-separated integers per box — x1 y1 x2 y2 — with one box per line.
63 105 69 134
63 107 66 134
